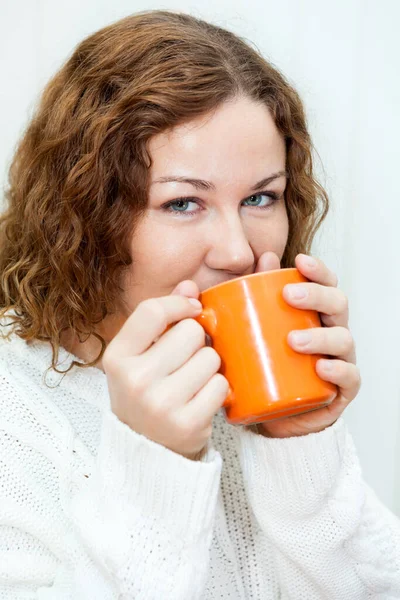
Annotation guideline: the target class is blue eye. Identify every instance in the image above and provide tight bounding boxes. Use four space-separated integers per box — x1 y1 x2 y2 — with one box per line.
242 193 277 207
161 198 201 216
161 191 280 217
168 200 197 212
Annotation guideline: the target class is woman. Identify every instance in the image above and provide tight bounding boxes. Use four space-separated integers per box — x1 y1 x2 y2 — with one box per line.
0 9 399 599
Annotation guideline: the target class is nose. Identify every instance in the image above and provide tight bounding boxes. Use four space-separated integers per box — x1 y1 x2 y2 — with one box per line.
204 212 255 275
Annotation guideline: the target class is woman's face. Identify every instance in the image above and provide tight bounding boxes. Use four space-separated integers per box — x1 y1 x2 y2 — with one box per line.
120 96 289 314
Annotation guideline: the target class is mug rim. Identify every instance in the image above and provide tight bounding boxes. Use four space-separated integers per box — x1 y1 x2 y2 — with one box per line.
200 267 298 295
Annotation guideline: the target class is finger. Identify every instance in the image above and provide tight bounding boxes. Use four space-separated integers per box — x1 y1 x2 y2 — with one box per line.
288 326 356 363
316 359 362 402
179 373 229 429
283 282 349 328
294 254 339 288
145 318 206 376
151 279 201 344
171 279 200 299
255 251 281 273
159 346 221 404
109 296 202 356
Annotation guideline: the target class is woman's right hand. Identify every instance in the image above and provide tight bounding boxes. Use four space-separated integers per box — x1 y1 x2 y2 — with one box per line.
102 282 229 461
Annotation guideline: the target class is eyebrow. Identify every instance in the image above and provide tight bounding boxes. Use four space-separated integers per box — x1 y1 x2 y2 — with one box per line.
151 170 288 192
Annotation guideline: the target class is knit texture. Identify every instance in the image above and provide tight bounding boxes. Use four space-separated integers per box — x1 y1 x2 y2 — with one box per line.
1 314 400 599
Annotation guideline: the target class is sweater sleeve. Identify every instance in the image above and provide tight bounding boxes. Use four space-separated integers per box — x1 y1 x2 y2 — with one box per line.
236 417 400 600
0 403 222 599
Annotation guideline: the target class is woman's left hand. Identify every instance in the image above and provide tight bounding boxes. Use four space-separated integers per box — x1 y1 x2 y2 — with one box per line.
253 252 362 439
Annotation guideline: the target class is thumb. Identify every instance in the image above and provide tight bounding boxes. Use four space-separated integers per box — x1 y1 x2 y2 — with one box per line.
153 280 201 341
255 251 281 273
171 279 211 345
170 279 200 300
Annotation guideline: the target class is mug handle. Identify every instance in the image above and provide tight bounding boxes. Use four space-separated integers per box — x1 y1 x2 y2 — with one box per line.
196 308 233 408
196 307 217 336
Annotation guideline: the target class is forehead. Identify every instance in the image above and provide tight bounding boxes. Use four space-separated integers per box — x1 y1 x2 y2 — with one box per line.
148 98 286 188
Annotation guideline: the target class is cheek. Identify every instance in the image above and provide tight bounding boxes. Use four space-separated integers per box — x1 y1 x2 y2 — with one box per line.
245 211 289 258
143 229 205 268
126 220 206 287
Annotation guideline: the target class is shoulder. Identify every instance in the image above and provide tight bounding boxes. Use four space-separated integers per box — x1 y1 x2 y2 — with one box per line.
0 311 49 390
0 328 70 457
0 315 110 459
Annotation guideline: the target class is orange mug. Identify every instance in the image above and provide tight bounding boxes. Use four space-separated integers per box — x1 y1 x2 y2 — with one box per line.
195 268 337 426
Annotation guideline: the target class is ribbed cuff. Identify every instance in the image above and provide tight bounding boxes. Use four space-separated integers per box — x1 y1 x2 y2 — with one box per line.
237 417 348 513
96 409 223 539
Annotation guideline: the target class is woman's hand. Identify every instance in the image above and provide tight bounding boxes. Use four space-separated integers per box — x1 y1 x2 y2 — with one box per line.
102 280 229 460
253 252 362 439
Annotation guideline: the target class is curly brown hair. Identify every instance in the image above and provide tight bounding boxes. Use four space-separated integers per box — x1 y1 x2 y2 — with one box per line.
0 9 329 377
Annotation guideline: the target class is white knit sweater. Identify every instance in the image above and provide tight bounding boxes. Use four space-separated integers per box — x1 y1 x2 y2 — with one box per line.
1 318 400 599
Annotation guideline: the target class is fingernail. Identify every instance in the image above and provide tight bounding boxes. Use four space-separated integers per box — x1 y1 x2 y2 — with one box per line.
302 254 317 268
287 284 307 299
320 359 333 371
291 330 312 345
188 298 202 310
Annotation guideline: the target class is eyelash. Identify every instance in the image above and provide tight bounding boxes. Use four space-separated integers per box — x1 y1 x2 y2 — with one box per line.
161 191 281 217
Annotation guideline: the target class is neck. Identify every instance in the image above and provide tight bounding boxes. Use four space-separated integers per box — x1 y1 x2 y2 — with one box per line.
60 312 127 373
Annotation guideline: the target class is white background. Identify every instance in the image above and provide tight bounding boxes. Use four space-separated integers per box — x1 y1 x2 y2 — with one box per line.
1 0 399 515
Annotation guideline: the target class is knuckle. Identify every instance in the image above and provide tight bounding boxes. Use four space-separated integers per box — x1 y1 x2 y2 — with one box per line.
200 346 221 370
341 328 354 353
181 318 206 345
139 298 167 330
127 362 152 394
335 360 345 376
142 383 170 417
157 389 176 412
336 291 348 315
353 366 362 389
321 327 330 348
213 373 229 394
148 397 169 419
102 346 118 373
174 415 197 441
